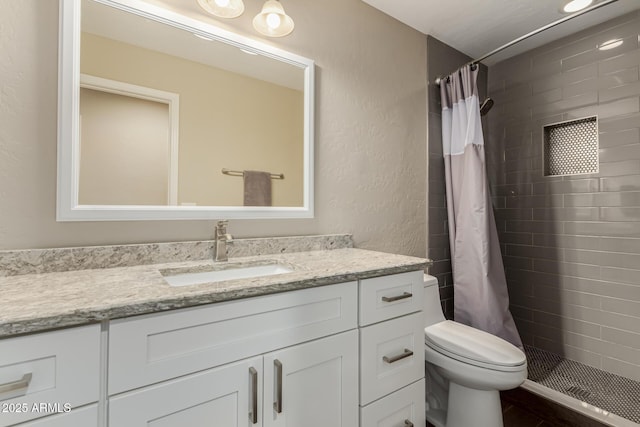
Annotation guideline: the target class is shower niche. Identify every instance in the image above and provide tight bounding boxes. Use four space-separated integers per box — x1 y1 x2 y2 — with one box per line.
543 116 599 177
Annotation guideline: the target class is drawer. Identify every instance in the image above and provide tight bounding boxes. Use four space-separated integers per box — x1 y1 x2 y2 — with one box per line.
109 281 357 394
14 404 98 427
0 325 100 426
360 379 425 427
359 271 423 326
360 312 424 404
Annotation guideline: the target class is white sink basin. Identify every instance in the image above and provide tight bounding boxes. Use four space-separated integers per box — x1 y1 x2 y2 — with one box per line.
162 264 293 287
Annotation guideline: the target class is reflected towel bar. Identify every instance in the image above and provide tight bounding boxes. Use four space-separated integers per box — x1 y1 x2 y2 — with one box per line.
221 168 284 179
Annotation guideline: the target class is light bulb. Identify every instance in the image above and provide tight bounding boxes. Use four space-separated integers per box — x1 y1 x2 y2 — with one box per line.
266 12 281 29
563 0 592 13
214 0 230 6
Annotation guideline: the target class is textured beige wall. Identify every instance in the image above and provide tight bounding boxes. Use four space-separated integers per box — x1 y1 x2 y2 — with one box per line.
81 33 304 207
0 0 427 256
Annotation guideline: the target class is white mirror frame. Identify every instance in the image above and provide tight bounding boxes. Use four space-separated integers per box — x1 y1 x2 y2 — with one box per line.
57 0 314 221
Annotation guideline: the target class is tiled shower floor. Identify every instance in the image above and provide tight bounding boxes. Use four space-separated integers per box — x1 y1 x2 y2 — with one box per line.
525 345 640 424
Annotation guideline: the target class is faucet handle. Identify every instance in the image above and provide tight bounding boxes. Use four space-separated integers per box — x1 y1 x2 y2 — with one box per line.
216 220 228 233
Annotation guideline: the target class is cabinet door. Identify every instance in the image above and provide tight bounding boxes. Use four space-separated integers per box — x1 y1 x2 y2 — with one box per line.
263 330 358 427
14 404 98 427
109 357 262 427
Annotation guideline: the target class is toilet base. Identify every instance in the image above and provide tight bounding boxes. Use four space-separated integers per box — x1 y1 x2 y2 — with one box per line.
445 382 503 427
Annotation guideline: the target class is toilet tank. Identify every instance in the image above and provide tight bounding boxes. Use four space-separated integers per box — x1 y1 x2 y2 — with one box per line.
423 274 446 326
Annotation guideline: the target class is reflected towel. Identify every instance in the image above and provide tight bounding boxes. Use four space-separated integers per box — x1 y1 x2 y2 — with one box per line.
243 170 272 206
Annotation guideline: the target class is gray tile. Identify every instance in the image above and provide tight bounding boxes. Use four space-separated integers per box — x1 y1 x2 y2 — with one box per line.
598 111 640 133
564 97 640 121
600 174 640 191
602 357 640 382
599 143 640 163
562 34 639 72
504 255 534 270
533 259 600 279
533 179 600 195
565 191 640 207
496 208 533 221
563 63 598 85
599 311 640 336
533 285 601 309
532 207 599 221
565 220 640 237
599 206 640 221
506 194 564 208
598 160 640 177
506 220 562 234
500 232 533 245
563 78 597 99
602 327 640 350
532 234 600 250
532 92 598 117
598 49 640 75
599 80 640 103
599 128 640 148
599 236 640 253
601 266 640 285
507 244 563 260
601 297 640 319
532 73 563 94
599 68 639 90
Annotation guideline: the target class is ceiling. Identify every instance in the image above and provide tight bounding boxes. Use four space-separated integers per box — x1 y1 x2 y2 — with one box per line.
361 0 640 65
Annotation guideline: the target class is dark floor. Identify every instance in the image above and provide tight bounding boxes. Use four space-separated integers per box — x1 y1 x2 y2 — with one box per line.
426 387 609 427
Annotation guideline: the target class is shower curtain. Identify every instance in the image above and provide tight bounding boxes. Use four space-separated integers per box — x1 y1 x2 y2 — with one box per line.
440 64 523 349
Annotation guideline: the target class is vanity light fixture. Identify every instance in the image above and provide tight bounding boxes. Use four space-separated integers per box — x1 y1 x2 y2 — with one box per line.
562 0 593 13
196 0 245 19
252 0 295 38
598 38 623 50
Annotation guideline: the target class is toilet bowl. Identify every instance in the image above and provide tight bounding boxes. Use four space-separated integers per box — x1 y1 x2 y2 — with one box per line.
423 274 527 427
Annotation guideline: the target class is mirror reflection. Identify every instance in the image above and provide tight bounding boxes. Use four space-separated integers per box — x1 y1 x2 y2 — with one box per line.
79 0 305 208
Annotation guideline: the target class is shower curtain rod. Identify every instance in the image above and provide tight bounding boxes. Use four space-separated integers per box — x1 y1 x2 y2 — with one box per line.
435 0 618 85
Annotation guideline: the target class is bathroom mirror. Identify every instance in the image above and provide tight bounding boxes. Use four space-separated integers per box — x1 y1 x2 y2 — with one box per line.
58 0 314 220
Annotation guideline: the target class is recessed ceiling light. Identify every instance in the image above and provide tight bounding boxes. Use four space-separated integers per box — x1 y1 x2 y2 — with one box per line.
563 0 593 13
598 38 623 50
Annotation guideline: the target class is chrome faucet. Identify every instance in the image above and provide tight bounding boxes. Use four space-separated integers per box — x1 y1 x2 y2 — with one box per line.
214 220 233 262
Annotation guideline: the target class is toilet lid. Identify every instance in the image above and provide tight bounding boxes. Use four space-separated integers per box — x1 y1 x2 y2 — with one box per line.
424 321 526 368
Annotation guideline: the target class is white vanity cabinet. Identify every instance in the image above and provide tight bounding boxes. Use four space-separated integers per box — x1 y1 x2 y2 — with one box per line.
0 325 101 427
108 282 359 426
0 269 426 427
358 271 426 427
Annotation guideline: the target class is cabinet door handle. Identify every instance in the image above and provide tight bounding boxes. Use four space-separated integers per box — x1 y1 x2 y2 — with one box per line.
381 292 412 302
249 367 258 424
273 359 283 414
383 348 414 364
404 420 414 427
0 373 32 397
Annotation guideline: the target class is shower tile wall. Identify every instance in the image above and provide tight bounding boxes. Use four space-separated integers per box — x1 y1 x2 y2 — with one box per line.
487 11 640 381
427 36 488 319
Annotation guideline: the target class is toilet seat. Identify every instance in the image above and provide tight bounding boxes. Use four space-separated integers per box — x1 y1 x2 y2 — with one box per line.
425 320 526 372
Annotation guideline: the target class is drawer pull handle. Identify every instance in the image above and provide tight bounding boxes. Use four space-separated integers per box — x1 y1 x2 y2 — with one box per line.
0 373 32 396
249 367 258 424
383 349 414 364
274 359 283 414
404 420 414 427
382 292 412 302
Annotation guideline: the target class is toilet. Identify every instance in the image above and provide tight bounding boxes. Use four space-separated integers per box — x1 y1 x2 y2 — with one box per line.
423 274 527 427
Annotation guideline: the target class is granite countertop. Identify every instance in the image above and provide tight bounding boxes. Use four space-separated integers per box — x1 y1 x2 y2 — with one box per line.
0 247 429 338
